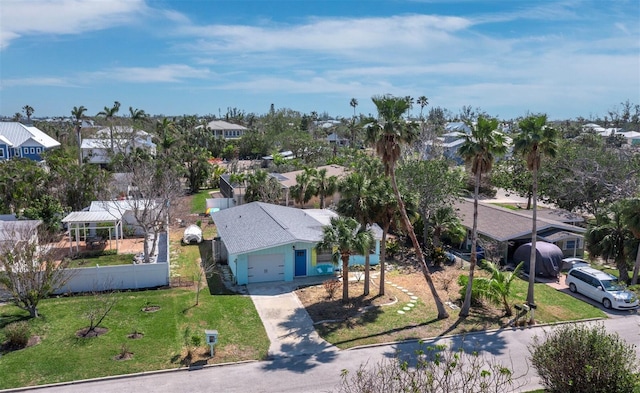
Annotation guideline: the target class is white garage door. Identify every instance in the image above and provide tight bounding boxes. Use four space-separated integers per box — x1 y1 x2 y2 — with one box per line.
248 254 285 283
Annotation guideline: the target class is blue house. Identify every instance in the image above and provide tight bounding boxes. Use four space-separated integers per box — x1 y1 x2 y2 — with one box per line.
0 122 61 161
211 202 382 285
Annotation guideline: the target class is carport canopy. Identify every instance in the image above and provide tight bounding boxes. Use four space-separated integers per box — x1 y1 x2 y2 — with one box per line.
61 211 123 253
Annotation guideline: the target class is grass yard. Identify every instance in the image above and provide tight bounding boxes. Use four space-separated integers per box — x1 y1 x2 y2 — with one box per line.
190 189 215 214
66 253 137 268
0 287 268 390
301 268 606 349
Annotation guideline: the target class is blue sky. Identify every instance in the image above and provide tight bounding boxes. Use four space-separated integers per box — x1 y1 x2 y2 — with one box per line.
1 0 638 120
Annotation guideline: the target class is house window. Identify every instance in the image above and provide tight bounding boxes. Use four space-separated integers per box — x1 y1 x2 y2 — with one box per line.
23 147 29 154
36 147 42 153
0 149 4 158
564 239 581 250
30 148 35 154
316 249 334 264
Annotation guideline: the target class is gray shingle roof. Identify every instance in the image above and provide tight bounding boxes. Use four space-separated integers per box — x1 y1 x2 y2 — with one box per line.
454 199 584 242
211 202 338 255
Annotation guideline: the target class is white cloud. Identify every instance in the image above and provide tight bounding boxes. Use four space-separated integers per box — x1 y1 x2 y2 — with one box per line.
84 64 211 83
0 0 148 49
1 76 72 87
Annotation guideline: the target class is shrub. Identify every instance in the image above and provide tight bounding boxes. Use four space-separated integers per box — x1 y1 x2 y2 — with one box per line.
323 279 341 299
529 323 640 393
335 342 524 392
4 321 30 348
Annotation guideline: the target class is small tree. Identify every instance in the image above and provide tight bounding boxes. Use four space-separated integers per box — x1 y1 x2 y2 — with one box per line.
0 223 70 318
529 323 639 393
459 261 523 317
80 289 119 337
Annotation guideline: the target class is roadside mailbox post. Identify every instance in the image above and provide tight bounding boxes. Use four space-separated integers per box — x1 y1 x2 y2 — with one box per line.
205 329 219 357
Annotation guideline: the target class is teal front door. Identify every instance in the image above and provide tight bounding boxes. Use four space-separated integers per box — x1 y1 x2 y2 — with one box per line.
294 250 307 276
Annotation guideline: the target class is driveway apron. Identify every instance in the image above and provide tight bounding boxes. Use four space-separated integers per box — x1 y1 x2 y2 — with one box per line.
248 280 337 358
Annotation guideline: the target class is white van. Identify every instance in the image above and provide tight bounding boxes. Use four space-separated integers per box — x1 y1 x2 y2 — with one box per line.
566 266 639 310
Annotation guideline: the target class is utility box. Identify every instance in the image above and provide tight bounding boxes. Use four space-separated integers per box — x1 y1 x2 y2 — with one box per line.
205 329 219 357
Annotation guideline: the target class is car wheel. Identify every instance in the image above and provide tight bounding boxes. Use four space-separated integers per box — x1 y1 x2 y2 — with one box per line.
603 298 612 309
569 283 577 293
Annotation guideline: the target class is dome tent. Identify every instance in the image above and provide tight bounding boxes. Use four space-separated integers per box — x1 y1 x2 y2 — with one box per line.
513 241 563 278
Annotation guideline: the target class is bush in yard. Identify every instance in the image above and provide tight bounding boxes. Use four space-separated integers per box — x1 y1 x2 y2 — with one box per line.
334 342 524 393
4 321 30 349
323 279 341 299
529 323 640 393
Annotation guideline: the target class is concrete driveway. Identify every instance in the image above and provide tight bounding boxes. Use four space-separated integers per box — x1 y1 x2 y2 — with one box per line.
248 278 337 358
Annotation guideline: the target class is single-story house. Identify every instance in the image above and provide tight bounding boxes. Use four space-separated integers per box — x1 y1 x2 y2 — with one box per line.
454 199 586 263
211 202 381 285
0 122 60 161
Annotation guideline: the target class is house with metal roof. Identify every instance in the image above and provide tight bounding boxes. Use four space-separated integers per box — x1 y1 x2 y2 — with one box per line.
454 199 586 263
0 122 61 161
81 126 156 164
211 202 381 285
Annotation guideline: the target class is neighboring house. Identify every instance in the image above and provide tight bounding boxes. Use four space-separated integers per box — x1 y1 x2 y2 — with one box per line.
87 199 158 237
81 126 156 164
201 120 247 140
0 122 61 161
326 132 349 147
275 164 348 207
0 218 41 245
616 131 640 146
211 202 381 285
424 122 513 163
454 199 586 263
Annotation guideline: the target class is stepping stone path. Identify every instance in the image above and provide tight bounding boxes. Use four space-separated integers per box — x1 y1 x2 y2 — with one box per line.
372 272 422 315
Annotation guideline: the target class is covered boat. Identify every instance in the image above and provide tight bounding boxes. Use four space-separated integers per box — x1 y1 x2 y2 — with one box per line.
182 224 203 244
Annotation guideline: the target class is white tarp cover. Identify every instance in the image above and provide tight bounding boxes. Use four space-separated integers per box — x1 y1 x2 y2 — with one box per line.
183 224 203 244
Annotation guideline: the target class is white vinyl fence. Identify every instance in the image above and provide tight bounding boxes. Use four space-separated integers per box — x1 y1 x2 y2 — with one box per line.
54 232 170 294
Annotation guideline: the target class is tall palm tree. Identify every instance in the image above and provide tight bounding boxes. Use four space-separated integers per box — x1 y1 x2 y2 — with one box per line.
621 199 640 284
97 101 121 151
350 98 358 118
338 170 376 295
155 118 177 158
514 114 558 309
71 105 87 166
417 96 429 119
586 202 633 283
458 116 508 317
367 94 448 319
22 105 34 123
291 167 317 208
317 216 373 303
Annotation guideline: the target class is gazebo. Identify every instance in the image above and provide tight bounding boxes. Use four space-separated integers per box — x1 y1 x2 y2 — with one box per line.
61 211 123 254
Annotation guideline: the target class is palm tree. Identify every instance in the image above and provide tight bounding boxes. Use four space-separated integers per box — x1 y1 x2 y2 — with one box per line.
316 216 373 302
513 114 558 309
97 101 121 151
417 96 429 119
155 118 177 158
71 105 87 166
367 94 448 319
291 167 316 208
429 206 465 249
458 116 508 317
338 169 376 295
350 98 358 118
621 199 640 284
22 105 34 123
586 202 633 283
313 168 338 209
464 261 524 317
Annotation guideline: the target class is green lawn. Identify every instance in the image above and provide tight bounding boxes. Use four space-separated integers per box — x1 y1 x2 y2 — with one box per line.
190 189 215 214
66 253 137 268
0 287 268 390
315 274 606 349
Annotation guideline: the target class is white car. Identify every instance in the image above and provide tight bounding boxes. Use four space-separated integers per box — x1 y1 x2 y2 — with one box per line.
566 266 639 310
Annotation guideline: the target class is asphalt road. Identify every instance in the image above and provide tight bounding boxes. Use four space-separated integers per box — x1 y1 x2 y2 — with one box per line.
17 315 640 393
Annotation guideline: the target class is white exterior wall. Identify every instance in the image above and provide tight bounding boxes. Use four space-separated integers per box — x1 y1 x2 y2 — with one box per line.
55 262 169 294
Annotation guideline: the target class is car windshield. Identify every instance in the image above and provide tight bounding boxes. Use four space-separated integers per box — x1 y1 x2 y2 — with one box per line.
601 279 623 291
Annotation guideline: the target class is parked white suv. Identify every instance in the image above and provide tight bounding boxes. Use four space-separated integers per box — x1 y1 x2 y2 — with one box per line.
566 266 639 310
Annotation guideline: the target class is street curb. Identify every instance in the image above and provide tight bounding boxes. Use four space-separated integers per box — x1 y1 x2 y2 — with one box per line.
0 359 259 393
